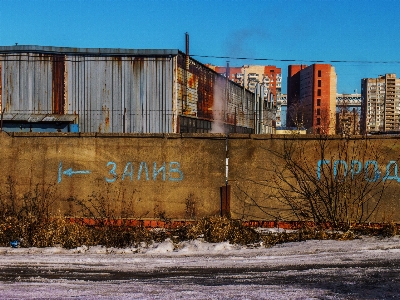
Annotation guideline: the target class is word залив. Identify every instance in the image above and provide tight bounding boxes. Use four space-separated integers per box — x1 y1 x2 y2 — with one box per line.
58 161 183 183
317 160 400 182
105 161 184 183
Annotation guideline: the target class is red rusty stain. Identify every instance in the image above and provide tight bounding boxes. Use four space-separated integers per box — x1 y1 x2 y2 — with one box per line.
112 55 123 67
187 73 197 89
52 55 66 114
102 105 110 132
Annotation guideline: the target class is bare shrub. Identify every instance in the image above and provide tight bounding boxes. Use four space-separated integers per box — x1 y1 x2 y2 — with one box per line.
260 135 393 229
187 216 260 245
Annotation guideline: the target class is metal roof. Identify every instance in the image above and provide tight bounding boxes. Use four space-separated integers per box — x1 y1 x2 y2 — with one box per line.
0 45 180 57
2 113 78 122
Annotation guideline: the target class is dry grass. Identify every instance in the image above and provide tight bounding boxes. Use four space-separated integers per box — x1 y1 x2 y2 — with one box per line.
0 216 398 249
0 177 397 249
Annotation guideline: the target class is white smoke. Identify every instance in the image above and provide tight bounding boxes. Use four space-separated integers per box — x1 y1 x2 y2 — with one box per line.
211 80 226 133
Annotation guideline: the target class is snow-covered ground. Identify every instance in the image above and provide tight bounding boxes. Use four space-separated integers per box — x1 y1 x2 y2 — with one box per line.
0 235 400 299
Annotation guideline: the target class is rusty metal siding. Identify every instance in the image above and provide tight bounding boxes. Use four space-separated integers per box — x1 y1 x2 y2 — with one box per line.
1 51 175 133
176 53 255 133
63 55 175 133
0 47 253 134
0 53 54 114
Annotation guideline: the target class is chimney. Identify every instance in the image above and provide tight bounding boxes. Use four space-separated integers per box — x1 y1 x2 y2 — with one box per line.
185 32 189 71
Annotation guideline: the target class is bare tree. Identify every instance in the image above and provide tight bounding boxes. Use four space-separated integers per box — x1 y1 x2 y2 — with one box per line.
287 101 307 130
255 135 394 229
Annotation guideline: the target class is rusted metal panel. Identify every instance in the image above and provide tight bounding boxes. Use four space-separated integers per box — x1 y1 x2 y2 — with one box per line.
176 53 255 133
42 114 78 122
0 53 53 114
1 113 77 123
52 55 65 114
220 185 231 218
64 55 175 133
0 46 254 134
0 50 175 133
1 113 17 120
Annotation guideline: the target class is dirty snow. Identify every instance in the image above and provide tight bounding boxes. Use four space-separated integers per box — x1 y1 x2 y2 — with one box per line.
0 235 399 299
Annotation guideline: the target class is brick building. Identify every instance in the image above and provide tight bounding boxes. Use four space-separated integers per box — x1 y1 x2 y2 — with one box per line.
287 64 337 134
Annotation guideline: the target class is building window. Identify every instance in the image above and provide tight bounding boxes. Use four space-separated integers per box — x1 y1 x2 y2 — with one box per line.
318 70 322 77
317 108 321 115
317 99 321 106
318 80 321 87
317 89 321 96
317 118 321 125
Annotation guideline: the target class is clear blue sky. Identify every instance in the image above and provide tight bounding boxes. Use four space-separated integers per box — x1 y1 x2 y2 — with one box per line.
1 0 400 94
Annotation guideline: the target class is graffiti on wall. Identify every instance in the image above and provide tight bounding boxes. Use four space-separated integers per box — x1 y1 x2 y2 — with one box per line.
317 159 400 182
58 161 183 183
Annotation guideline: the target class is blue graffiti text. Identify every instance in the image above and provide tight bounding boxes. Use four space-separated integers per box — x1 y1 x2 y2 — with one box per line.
317 159 400 182
105 161 183 183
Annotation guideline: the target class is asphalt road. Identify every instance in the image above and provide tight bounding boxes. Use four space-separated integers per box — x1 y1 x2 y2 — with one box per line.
1 258 399 299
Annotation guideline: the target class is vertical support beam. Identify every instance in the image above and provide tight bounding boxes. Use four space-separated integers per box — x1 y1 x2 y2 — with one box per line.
220 185 231 218
182 32 190 115
52 55 66 114
0 61 2 113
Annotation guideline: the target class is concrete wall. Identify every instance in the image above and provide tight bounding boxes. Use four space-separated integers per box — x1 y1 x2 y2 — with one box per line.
229 134 400 223
1 132 400 222
0 132 226 220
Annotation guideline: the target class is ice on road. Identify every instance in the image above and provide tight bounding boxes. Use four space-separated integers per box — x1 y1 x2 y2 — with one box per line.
0 236 400 299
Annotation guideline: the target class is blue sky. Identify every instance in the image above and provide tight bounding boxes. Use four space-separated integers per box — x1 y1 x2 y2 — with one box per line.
1 0 400 93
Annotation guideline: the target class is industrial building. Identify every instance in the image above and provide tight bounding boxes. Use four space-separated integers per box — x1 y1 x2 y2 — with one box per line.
207 64 282 105
361 74 400 134
336 93 361 135
0 45 257 134
287 64 337 134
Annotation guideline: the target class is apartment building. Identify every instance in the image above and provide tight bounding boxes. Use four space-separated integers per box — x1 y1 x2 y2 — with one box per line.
361 74 400 134
207 64 282 105
276 93 287 128
287 64 337 134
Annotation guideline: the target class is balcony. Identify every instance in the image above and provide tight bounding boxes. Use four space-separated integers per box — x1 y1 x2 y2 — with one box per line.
248 73 259 79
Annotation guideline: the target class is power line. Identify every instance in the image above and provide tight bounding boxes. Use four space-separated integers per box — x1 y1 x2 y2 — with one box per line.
1 52 399 65
190 54 400 65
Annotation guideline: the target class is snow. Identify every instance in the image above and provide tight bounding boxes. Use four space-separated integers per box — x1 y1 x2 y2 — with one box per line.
0 235 399 299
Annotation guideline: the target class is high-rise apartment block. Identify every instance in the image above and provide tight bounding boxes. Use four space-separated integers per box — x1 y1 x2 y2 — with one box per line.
287 64 337 134
276 94 287 128
361 74 400 133
207 64 282 105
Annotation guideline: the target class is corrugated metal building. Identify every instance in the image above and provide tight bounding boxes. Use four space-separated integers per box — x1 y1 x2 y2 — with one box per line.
0 46 256 133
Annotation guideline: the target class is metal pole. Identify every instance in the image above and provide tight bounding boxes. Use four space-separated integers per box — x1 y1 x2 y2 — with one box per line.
254 83 258 134
260 85 264 134
0 108 5 132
